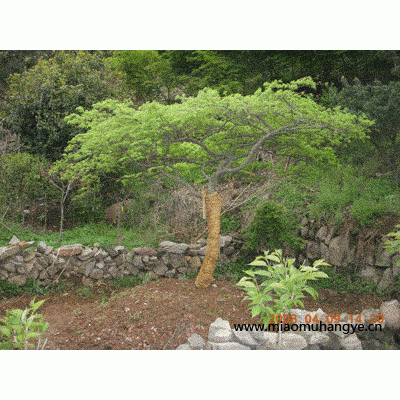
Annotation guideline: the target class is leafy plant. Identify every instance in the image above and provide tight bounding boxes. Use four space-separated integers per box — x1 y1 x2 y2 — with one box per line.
384 224 400 266
237 249 329 325
0 299 49 350
243 201 303 254
76 286 93 298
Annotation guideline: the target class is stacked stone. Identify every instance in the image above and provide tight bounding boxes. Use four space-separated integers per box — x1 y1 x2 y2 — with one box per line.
298 218 400 292
0 235 237 287
177 301 400 350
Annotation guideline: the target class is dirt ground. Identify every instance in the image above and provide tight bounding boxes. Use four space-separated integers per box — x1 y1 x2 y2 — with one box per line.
0 277 392 350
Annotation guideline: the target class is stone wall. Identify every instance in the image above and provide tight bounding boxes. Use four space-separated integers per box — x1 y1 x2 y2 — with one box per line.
298 217 400 291
0 235 241 287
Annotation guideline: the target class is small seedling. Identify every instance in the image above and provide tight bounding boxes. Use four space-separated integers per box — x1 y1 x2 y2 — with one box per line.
0 298 49 350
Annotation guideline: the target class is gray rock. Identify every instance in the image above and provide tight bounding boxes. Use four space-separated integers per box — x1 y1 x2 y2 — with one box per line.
378 268 392 291
8 275 27 286
209 329 234 343
102 245 118 258
164 269 176 278
187 334 206 349
307 344 322 350
219 236 233 248
279 333 308 350
165 253 187 269
83 261 96 277
359 266 380 284
307 332 330 346
132 247 157 256
132 256 144 269
320 332 345 350
57 244 83 257
78 247 95 261
340 334 362 350
176 343 192 350
380 300 400 329
232 330 258 348
114 246 127 254
153 264 168 276
375 246 392 267
89 268 104 280
36 241 47 254
361 308 380 324
158 241 189 254
210 342 251 350
9 235 20 245
255 332 279 349
327 234 351 267
306 241 321 259
392 254 400 275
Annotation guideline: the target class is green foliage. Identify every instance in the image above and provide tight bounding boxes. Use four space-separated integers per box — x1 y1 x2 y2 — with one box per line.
109 50 182 104
237 249 329 324
4 51 124 161
308 266 387 295
323 80 400 185
384 224 400 268
0 280 23 298
113 275 148 288
56 78 370 200
76 286 93 298
243 200 302 253
220 213 241 234
0 278 67 299
0 221 166 251
0 153 58 221
0 298 49 350
274 163 400 226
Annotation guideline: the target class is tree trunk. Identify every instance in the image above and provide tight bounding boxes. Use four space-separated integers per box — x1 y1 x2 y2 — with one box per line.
195 190 222 288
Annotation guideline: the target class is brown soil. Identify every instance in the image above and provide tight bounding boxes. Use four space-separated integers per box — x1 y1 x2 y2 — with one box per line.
0 277 392 350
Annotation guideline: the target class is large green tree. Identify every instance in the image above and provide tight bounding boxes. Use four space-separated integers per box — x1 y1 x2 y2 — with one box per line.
324 79 400 185
4 51 124 161
55 77 371 287
109 50 183 105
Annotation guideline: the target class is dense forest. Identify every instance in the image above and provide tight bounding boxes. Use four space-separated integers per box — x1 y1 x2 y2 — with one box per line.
1 50 400 265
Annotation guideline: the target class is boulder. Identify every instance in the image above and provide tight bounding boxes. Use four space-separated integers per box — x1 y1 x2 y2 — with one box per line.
380 300 400 330
327 234 352 267
102 245 118 258
359 266 380 284
187 334 206 350
57 244 83 257
279 333 308 350
378 268 392 291
158 241 189 254
36 241 47 254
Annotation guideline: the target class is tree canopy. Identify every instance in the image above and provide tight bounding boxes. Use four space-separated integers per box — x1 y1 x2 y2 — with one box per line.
54 77 372 194
4 51 124 161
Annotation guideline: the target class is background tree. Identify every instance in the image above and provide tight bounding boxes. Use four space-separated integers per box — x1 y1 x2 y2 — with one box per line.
4 51 125 161
109 50 183 105
323 79 400 185
55 77 371 288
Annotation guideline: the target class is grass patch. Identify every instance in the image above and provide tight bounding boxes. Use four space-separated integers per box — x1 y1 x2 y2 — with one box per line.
0 277 66 299
309 266 387 296
0 221 167 249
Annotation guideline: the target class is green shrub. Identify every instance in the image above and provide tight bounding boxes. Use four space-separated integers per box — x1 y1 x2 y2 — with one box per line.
237 249 329 323
274 163 400 227
220 213 241 234
243 200 302 254
0 299 49 350
0 153 58 223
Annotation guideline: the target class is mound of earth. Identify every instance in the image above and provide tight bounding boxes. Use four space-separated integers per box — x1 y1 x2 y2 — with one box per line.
0 277 391 350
